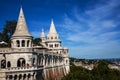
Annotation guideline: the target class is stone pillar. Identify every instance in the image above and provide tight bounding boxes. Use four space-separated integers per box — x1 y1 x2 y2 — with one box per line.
40 57 42 66
43 55 45 66
25 40 27 47
29 40 31 47
20 40 22 47
31 75 33 80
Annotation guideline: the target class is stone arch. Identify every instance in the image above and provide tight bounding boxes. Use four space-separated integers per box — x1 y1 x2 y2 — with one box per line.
16 40 20 47
14 75 17 80
23 74 26 80
19 74 22 80
22 40 25 47
17 58 26 67
9 75 13 80
28 73 31 80
1 59 6 68
7 61 11 68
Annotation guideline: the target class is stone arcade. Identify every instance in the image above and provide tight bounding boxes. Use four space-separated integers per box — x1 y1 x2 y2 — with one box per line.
0 7 69 80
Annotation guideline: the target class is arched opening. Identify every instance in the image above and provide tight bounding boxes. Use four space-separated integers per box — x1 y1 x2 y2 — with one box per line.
22 40 25 47
16 40 20 47
28 74 31 80
27 40 29 47
23 74 26 80
1 59 6 68
17 58 26 67
9 75 13 80
19 74 22 80
22 59 25 67
7 61 11 68
14 75 17 80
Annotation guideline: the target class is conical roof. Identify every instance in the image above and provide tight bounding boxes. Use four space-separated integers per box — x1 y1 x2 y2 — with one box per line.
48 19 57 34
41 28 46 38
12 7 31 37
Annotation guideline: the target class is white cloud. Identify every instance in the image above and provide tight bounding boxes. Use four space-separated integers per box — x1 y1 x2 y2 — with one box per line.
61 0 120 58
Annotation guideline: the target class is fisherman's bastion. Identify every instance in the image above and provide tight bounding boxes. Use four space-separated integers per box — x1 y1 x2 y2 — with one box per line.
0 7 70 80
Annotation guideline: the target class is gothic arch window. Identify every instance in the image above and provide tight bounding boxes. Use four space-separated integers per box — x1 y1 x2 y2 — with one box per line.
22 60 25 67
17 58 26 67
27 40 29 47
16 40 20 47
22 40 25 47
7 61 11 68
1 59 6 68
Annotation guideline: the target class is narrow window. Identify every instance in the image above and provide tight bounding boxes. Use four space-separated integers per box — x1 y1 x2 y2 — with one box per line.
16 40 20 47
27 40 29 47
22 40 25 47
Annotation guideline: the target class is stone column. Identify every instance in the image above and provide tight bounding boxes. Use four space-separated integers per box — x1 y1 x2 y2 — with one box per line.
29 40 31 47
20 40 22 47
25 40 27 47
43 55 45 66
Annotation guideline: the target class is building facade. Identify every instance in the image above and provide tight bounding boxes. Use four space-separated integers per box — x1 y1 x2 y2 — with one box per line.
0 7 69 80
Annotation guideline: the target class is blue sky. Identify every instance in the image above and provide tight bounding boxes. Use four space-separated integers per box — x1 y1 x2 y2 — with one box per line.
0 0 120 59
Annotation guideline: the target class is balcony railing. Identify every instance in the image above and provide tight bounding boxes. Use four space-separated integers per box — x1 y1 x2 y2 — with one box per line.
0 48 33 53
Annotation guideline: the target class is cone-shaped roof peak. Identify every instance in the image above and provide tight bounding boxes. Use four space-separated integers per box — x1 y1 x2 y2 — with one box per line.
12 7 31 37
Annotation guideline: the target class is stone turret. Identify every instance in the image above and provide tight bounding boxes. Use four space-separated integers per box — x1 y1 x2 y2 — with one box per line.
46 20 61 49
11 7 32 48
47 20 59 41
12 7 31 37
41 28 46 42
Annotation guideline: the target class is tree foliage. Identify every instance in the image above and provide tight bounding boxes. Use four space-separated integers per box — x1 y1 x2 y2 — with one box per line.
63 61 120 80
0 20 17 47
33 38 41 46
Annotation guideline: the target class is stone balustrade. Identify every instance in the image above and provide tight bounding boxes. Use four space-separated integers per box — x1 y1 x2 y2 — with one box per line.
9 66 37 72
0 48 33 53
0 48 12 53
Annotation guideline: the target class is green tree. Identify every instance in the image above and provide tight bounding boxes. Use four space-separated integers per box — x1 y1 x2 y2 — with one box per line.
33 38 41 46
0 20 17 47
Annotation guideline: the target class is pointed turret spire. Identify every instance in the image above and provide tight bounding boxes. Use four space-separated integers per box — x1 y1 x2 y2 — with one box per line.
12 7 31 37
41 28 46 38
47 19 60 40
41 28 46 43
49 19 57 34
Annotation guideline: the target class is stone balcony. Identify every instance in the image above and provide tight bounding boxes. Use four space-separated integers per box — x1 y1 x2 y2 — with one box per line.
0 48 33 53
0 66 43 73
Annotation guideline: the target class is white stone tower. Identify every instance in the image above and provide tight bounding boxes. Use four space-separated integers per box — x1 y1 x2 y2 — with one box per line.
11 7 32 48
40 28 46 46
46 20 61 50
10 7 33 67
